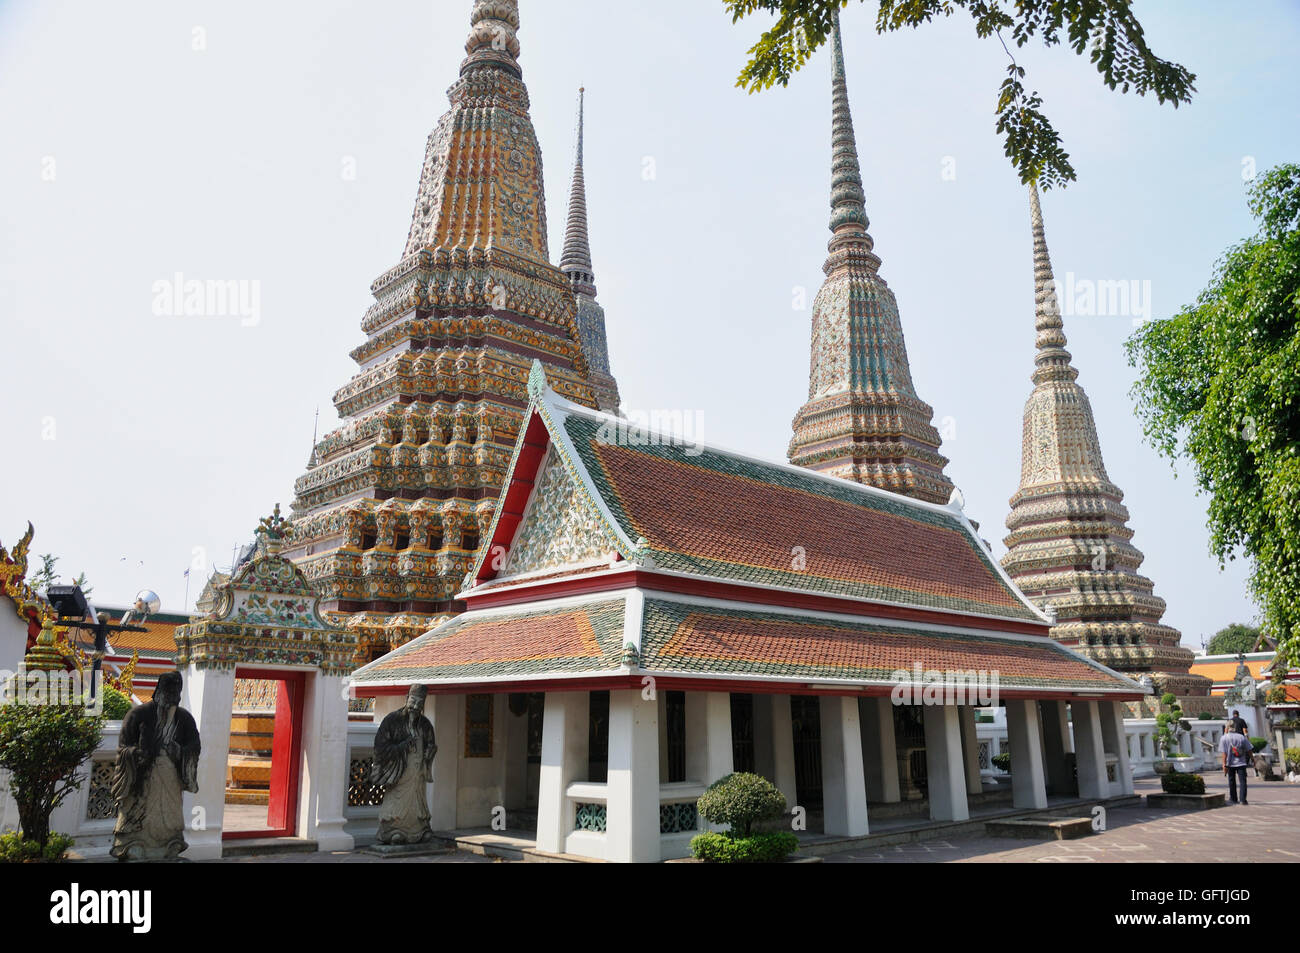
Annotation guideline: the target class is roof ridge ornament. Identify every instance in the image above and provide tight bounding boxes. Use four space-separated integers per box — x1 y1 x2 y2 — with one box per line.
527 358 548 401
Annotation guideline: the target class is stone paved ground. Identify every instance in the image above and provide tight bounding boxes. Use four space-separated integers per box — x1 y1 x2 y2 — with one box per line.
824 772 1300 863
207 772 1300 864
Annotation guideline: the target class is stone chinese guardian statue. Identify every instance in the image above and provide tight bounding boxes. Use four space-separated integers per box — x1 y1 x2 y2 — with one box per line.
111 670 201 860
374 684 437 844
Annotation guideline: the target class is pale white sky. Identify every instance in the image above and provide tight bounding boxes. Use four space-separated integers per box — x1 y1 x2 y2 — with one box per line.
2 0 1296 649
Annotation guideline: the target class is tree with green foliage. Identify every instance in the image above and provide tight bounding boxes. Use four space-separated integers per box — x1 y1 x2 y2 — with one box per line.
27 554 93 600
1127 164 1300 672
0 700 102 848
724 0 1195 188
1154 693 1186 760
1206 623 1262 657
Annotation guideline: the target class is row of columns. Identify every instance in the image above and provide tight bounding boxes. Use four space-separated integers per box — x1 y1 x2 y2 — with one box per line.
526 690 1135 862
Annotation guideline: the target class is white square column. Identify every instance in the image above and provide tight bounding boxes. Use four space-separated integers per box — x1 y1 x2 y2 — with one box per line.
858 696 900 803
685 692 734 786
1099 700 1135 796
923 705 969 822
1073 700 1108 799
958 706 984 795
181 665 237 861
429 693 461 830
535 692 589 854
1039 700 1073 795
820 695 869 836
1006 699 1048 809
298 673 354 851
768 695 798 810
606 689 660 863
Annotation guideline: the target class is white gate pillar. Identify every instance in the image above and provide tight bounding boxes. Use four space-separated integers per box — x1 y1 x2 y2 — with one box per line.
182 664 237 861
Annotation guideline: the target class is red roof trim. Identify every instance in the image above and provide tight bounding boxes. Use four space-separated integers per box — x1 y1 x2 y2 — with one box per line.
475 410 551 587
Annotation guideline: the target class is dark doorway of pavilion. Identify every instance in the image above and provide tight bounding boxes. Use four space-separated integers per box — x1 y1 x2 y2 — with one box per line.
730 693 756 774
665 691 687 782
224 669 305 839
790 695 823 809
893 704 928 801
504 692 544 833
588 690 610 782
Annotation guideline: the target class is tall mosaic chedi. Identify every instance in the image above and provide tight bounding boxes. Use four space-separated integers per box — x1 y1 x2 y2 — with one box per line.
788 15 953 504
1001 185 1211 716
284 0 618 662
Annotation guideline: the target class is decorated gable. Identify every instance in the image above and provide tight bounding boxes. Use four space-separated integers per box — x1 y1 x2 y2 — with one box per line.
500 445 614 579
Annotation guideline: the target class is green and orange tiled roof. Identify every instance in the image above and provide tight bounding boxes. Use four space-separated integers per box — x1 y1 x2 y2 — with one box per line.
349 592 1136 693
351 599 627 685
558 411 1039 622
639 599 1132 692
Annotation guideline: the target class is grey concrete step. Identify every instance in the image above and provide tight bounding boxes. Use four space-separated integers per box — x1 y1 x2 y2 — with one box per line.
221 837 318 858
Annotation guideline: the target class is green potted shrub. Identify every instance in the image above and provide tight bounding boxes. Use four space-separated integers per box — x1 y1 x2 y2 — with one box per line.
690 772 798 863
1249 736 1268 755
991 752 1011 774
0 695 103 860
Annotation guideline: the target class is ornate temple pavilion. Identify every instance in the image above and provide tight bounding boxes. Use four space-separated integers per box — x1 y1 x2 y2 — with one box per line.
349 362 1143 862
282 0 619 663
788 16 953 504
1001 187 1212 716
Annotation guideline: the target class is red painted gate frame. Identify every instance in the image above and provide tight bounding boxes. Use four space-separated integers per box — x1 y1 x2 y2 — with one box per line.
223 668 306 841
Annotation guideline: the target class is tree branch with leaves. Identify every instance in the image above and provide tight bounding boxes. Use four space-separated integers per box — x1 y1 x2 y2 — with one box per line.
724 0 1195 188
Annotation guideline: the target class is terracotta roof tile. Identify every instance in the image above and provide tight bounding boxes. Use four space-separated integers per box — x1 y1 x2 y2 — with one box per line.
640 600 1127 691
562 413 1035 620
352 599 626 684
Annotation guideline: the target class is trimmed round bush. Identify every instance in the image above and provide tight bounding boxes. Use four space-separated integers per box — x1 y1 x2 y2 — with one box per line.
690 830 798 863
696 772 787 837
1160 772 1206 795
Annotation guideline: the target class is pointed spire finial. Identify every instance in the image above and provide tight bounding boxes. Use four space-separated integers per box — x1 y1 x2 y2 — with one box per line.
560 86 596 294
463 0 522 76
1028 183 1078 384
826 10 879 268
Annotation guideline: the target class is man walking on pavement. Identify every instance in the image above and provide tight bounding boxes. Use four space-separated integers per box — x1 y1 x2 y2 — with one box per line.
1220 722 1254 805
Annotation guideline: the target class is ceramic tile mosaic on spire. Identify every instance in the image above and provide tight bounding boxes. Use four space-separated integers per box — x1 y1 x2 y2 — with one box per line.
560 88 621 413
1001 185 1211 716
788 14 953 505
284 0 606 663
